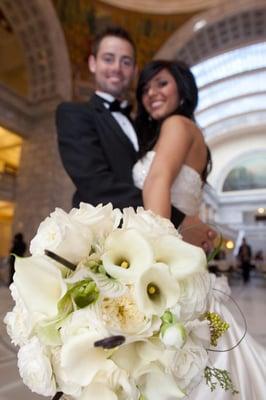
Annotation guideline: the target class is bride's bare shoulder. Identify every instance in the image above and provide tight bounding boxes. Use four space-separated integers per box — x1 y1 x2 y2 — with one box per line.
161 115 196 131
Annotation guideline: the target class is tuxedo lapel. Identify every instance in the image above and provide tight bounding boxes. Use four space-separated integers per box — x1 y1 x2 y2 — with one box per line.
88 94 138 159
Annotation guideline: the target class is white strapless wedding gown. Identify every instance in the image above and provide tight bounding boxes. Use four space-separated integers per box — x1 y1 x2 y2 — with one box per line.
133 152 266 400
133 150 202 216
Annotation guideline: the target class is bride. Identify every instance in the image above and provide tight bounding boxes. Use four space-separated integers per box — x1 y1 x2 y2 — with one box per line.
133 59 265 399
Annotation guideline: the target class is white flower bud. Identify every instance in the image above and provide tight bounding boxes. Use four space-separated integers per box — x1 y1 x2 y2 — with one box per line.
161 323 187 348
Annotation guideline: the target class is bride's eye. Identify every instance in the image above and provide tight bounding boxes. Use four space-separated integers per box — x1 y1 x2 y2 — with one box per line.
142 85 150 95
158 80 168 88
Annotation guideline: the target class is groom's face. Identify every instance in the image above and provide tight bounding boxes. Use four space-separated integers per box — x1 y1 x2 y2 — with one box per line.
89 36 137 99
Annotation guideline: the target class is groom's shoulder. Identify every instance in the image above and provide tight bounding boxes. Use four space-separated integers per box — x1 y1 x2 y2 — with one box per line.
56 100 91 115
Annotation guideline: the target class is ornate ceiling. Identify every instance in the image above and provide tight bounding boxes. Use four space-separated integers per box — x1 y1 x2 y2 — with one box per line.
52 0 202 80
98 0 224 14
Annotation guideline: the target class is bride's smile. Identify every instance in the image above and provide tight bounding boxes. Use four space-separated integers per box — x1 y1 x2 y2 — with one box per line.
142 68 181 120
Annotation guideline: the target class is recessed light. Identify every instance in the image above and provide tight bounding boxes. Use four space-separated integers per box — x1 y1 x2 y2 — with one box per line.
226 240 234 250
193 19 207 32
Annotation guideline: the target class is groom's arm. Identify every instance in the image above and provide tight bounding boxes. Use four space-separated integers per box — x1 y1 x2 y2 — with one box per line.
56 102 143 209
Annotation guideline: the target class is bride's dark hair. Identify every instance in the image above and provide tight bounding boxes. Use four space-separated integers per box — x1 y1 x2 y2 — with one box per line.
135 59 211 182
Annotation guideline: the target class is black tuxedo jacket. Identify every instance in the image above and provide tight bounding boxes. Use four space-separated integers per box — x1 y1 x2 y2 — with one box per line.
56 94 184 227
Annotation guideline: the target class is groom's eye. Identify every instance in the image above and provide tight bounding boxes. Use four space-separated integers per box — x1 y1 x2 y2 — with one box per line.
102 54 114 63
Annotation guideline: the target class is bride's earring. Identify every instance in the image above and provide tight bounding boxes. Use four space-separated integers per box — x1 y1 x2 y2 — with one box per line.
148 115 153 121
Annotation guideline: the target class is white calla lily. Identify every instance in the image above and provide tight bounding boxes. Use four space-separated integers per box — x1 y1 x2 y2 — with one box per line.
111 342 146 374
60 331 113 386
154 235 207 280
13 255 67 319
52 347 82 397
137 363 185 399
135 263 180 317
102 229 153 283
77 364 139 400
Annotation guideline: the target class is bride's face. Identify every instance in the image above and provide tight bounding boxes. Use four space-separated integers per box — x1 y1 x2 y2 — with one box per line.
142 68 180 120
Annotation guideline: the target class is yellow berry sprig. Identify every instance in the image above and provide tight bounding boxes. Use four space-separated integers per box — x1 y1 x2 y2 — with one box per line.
205 312 230 346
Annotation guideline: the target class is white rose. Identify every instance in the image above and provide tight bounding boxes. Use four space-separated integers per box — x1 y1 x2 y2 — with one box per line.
17 336 56 396
4 283 33 346
30 207 92 264
4 303 33 346
122 207 180 238
170 338 208 392
177 271 211 321
69 202 122 238
60 307 109 343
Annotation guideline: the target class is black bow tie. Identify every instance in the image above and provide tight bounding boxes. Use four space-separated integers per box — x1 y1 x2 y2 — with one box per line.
108 99 132 117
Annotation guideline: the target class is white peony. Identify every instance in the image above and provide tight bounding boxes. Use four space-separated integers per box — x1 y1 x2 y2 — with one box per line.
177 271 211 321
30 207 92 264
69 202 122 238
122 207 180 238
17 336 56 396
100 290 161 340
135 263 180 317
102 229 153 283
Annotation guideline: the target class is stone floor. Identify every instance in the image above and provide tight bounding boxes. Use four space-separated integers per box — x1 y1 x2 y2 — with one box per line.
0 270 265 400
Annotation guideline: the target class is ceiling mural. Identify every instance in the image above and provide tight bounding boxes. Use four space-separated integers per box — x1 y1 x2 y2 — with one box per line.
52 0 198 80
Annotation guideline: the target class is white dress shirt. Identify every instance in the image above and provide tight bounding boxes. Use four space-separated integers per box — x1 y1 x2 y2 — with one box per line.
96 91 139 151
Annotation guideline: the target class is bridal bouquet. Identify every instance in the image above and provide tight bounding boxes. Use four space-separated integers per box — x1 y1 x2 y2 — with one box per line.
4 203 232 400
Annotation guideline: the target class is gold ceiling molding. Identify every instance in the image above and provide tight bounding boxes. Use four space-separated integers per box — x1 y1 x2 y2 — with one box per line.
99 0 225 14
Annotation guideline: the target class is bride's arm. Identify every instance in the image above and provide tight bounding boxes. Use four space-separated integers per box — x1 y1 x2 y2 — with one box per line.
143 115 193 218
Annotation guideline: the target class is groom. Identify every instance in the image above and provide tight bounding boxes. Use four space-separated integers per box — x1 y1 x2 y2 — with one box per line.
56 26 215 246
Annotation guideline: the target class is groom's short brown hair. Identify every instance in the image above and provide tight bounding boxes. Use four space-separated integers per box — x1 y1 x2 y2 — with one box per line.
91 26 136 61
